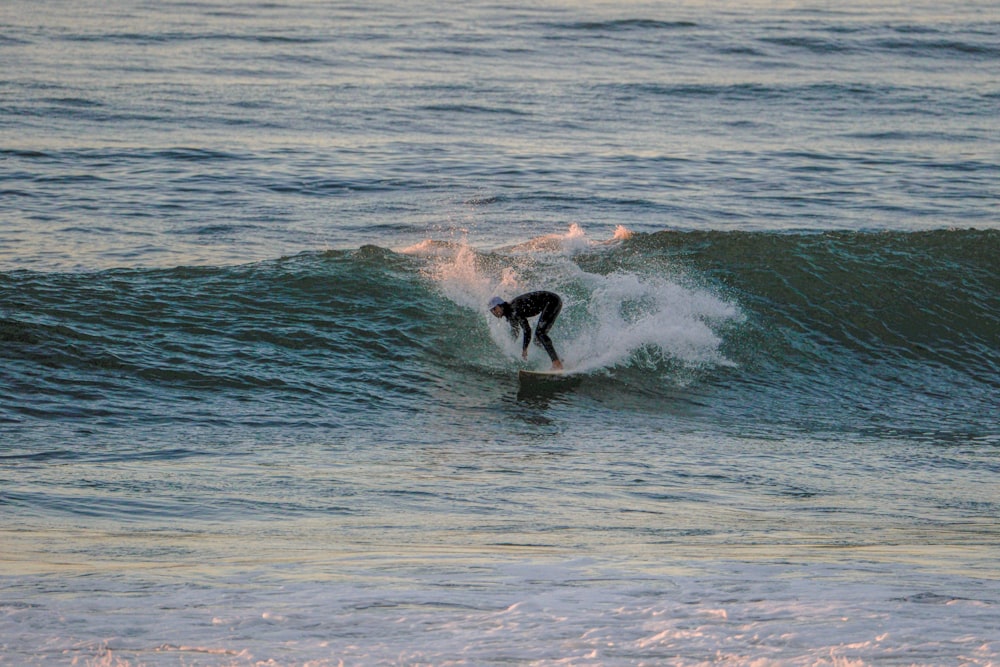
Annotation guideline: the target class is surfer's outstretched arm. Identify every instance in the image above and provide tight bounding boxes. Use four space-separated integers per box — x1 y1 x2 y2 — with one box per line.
508 318 520 340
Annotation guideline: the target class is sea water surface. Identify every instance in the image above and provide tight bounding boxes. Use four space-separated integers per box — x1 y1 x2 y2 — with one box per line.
1 0 998 665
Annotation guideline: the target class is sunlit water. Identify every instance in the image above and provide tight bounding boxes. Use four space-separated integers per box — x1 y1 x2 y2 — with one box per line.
1 0 998 665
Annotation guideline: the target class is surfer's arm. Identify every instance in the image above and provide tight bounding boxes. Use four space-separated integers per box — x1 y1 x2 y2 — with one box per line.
519 319 532 358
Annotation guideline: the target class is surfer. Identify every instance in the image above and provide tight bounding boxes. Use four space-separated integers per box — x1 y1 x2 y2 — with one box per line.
488 291 564 370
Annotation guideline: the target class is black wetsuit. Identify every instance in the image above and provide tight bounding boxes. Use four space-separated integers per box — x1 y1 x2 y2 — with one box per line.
500 291 562 363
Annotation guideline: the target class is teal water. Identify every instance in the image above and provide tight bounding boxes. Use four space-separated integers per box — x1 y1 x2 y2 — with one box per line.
1 0 998 664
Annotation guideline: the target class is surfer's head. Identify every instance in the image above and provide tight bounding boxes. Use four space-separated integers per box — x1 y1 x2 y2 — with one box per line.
488 296 506 317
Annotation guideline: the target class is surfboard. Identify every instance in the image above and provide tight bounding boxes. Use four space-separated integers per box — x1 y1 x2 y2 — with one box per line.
518 369 575 381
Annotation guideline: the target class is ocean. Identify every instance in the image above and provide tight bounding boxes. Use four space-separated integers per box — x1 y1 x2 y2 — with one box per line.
1 0 998 665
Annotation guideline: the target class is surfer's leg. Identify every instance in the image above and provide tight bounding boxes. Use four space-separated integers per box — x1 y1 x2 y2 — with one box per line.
534 298 562 362
534 330 558 361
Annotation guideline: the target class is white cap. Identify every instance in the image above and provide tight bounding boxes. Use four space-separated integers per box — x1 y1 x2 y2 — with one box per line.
487 296 505 310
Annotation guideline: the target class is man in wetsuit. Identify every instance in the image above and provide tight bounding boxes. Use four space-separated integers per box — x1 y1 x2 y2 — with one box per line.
488 291 564 370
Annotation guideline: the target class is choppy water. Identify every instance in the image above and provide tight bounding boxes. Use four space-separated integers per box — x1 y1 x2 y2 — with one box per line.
1 1 998 665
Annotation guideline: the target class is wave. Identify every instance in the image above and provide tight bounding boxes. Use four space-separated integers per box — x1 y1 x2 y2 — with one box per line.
656 229 996 378
1 226 996 437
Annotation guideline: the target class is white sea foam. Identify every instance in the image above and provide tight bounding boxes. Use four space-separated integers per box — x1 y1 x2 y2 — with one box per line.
565 269 740 373
426 224 741 372
4 559 996 666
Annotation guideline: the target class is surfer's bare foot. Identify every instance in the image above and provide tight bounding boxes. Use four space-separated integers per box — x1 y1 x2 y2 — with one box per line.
551 360 563 371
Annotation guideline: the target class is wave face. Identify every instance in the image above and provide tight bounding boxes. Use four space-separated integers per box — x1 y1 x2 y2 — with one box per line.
617 229 1000 437
3 228 996 442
